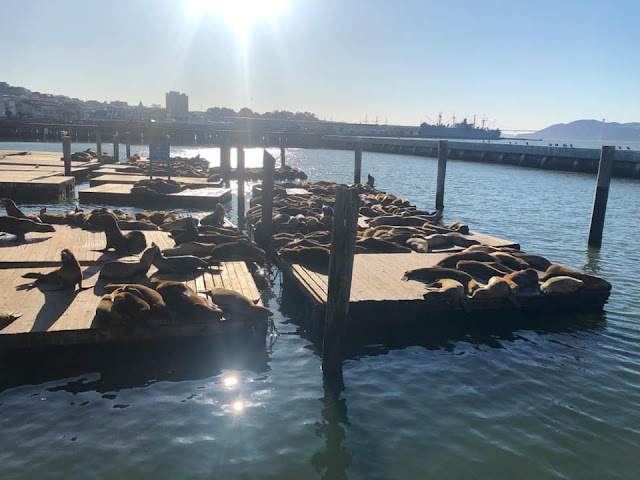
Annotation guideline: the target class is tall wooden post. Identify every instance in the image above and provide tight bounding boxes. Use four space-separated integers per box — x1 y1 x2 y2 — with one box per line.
62 136 71 176
280 134 286 168
435 140 448 211
96 131 103 163
113 132 120 163
354 141 362 184
125 132 131 159
260 150 276 243
237 147 246 230
322 185 360 384
588 146 615 247
220 142 231 177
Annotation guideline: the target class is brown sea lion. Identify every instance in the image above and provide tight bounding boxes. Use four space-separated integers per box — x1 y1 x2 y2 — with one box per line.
509 252 551 271
402 267 478 294
39 207 68 225
279 246 330 268
456 260 511 280
103 283 167 314
0 216 55 241
540 276 584 294
541 264 611 292
471 277 511 300
437 251 496 269
422 279 466 300
102 291 151 325
490 252 530 271
99 244 159 280
153 249 212 274
204 288 272 321
100 214 147 254
160 216 198 232
356 237 412 253
200 203 226 226
501 268 539 292
150 278 223 320
208 240 266 263
1 198 40 222
163 242 216 257
22 249 84 290
406 237 430 253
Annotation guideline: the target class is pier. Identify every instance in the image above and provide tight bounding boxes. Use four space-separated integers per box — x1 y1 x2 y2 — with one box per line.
324 135 640 179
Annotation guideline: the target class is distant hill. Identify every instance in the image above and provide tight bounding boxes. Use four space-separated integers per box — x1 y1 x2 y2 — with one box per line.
518 120 640 141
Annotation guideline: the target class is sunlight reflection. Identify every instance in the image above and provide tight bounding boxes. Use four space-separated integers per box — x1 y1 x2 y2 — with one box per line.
232 400 244 412
223 376 238 387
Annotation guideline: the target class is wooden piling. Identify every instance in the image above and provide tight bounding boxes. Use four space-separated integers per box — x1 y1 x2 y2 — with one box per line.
280 134 286 168
62 136 71 176
125 132 131 159
588 146 615 247
237 147 246 230
322 185 360 383
435 140 448 211
260 150 276 243
221 142 231 177
113 133 120 163
354 141 362 184
96 131 103 163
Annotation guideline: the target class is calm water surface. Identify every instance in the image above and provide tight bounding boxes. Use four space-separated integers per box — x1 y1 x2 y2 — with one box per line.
0 142 639 479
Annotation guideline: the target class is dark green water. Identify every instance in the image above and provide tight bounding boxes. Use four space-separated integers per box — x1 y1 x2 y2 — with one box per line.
1 143 639 479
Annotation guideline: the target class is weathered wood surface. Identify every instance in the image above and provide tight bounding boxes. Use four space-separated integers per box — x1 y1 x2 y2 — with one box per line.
285 188 311 196
79 183 232 208
0 150 100 172
0 225 174 266
0 262 262 348
89 174 222 188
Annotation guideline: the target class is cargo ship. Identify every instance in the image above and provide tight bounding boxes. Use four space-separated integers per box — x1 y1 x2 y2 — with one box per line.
419 117 501 140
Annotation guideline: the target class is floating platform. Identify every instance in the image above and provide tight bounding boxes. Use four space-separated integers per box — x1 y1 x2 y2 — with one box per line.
89 173 223 189
279 252 609 322
0 225 266 349
78 183 232 209
0 263 263 349
0 150 101 179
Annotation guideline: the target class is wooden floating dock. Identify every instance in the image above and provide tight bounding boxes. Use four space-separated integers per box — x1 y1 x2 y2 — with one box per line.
0 226 264 349
0 150 101 200
280 252 608 321
89 173 222 188
78 183 232 209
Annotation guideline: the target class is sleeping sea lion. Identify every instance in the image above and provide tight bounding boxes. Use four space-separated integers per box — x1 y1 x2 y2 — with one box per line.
509 252 551 271
22 249 84 290
541 264 611 292
163 242 216 257
279 246 330 268
422 279 466 300
204 288 272 321
39 207 68 225
153 249 211 274
490 252 530 271
402 267 477 294
103 283 167 315
501 268 539 292
406 237 430 253
160 216 198 232
208 240 266 263
100 214 147 254
99 244 159 280
437 251 496 269
356 237 412 253
470 277 511 300
100 291 151 325
150 278 223 320
540 276 584 294
456 260 511 281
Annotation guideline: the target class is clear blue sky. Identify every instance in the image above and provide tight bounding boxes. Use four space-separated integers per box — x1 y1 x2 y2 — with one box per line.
2 0 638 131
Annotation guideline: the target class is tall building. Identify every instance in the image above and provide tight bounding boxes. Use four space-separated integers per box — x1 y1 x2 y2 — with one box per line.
166 91 188 117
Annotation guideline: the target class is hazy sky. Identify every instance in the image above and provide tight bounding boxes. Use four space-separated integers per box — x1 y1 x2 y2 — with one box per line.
2 0 639 131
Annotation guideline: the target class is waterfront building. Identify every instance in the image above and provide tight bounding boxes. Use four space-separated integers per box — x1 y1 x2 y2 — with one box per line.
166 91 189 117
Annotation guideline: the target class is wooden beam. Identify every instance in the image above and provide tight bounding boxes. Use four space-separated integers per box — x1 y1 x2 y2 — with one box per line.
237 147 246 230
588 146 615 247
435 139 448 211
259 149 276 243
354 141 362 184
62 136 71 176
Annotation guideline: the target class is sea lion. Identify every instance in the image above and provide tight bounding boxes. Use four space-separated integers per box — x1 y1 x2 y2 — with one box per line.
100 213 147 254
1 198 39 221
456 260 510 280
422 279 466 300
160 216 198 232
541 264 611 292
153 249 211 274
150 278 223 320
366 173 375 188
200 203 226 226
0 311 22 328
470 277 511 300
402 267 477 294
99 244 159 280
445 232 479 247
406 237 430 253
22 249 84 290
437 251 496 269
448 221 470 234
208 240 266 263
501 268 539 292
204 288 272 321
369 214 441 228
509 252 551 271
490 252 530 271
163 242 216 257
103 283 166 313
540 276 584 294
356 237 412 253
279 246 330 268
0 216 55 241
39 207 67 225
171 219 200 245
101 291 151 325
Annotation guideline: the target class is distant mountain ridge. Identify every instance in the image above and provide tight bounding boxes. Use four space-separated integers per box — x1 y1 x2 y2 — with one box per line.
520 120 640 141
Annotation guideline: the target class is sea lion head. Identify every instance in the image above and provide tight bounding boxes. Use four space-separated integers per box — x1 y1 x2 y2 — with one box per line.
60 249 79 266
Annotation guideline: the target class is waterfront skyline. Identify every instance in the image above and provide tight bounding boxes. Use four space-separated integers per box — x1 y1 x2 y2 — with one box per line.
2 0 639 131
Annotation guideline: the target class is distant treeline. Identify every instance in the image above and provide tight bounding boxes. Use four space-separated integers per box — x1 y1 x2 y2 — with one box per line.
205 107 318 122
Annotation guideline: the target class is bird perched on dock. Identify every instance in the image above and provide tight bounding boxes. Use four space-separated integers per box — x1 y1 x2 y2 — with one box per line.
366 173 375 189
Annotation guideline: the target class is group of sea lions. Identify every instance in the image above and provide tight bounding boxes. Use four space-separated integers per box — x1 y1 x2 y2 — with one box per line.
131 178 183 195
403 245 612 304
0 198 55 241
123 155 211 178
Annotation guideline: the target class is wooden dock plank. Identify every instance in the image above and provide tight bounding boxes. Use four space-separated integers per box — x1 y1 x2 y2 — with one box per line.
79 183 232 209
89 174 221 188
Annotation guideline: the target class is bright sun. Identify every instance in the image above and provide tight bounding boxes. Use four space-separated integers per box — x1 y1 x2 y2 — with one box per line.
186 0 285 34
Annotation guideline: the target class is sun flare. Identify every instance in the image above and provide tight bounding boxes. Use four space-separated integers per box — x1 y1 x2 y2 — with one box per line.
186 0 285 32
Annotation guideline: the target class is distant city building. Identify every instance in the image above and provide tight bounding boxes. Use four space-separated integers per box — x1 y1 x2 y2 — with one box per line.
0 96 5 117
166 91 188 117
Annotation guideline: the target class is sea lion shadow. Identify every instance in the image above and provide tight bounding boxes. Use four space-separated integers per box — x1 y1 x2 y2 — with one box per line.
150 271 203 282
0 236 52 247
30 287 79 333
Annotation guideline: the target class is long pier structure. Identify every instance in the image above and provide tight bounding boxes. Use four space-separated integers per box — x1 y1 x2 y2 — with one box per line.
325 135 640 179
